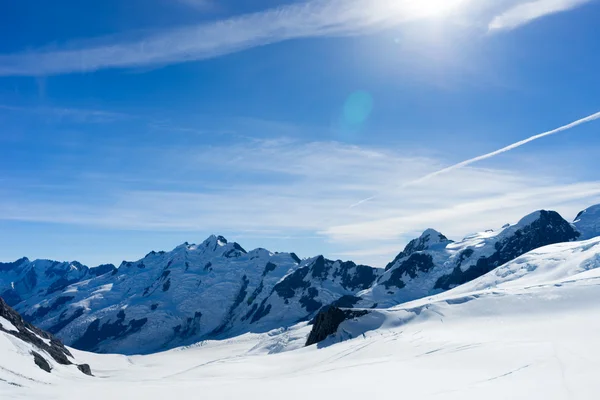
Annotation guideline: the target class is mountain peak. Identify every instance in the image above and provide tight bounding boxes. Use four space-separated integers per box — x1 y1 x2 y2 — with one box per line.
513 210 544 228
574 204 600 240
419 229 448 243
200 234 228 248
511 210 577 234
384 229 450 271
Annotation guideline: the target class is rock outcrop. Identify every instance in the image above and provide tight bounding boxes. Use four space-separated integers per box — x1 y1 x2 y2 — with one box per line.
0 297 92 375
306 306 368 346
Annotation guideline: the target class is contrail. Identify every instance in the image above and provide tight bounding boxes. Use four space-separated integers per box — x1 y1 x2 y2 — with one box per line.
350 110 600 208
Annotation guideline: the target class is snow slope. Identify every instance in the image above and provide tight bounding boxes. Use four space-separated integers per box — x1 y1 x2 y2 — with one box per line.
2 204 598 355
359 209 580 307
0 297 91 388
5 235 380 354
444 236 600 295
3 236 600 399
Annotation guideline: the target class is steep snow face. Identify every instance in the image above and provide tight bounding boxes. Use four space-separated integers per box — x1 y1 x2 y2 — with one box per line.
361 210 580 307
4 236 600 399
0 258 115 307
574 204 600 240
0 297 91 381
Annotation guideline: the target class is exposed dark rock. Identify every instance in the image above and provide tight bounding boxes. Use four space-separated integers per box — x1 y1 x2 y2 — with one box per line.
46 277 79 295
212 276 250 335
90 264 117 277
456 249 474 268
242 303 258 321
330 295 362 308
233 243 247 254
27 296 74 321
306 306 368 346
77 363 93 376
216 235 228 244
31 351 52 373
48 307 85 335
273 267 310 299
224 249 242 258
386 230 450 271
333 262 379 291
173 312 203 339
247 282 263 305
160 270 171 280
299 287 322 313
262 262 277 277
435 210 580 290
250 300 272 323
0 297 91 375
384 253 435 289
72 310 148 351
310 256 328 279
228 276 249 312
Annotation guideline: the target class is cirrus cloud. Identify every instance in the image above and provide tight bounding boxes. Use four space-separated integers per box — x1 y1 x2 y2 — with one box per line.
488 0 593 31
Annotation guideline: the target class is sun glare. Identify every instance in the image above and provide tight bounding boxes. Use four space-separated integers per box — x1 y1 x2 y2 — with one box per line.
376 0 469 21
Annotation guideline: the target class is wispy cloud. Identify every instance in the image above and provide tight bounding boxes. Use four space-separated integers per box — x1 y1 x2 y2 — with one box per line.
0 104 129 123
402 110 600 184
177 0 214 10
488 0 592 31
0 0 590 76
1 138 599 266
350 110 600 208
0 0 468 76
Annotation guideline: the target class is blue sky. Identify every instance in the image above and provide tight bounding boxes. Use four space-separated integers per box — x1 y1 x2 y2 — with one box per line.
1 0 600 268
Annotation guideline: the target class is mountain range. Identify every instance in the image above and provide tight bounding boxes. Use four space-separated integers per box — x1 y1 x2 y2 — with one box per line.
1 204 599 354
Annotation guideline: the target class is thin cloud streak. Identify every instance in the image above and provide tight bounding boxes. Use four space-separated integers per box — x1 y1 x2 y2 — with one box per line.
409 110 600 184
0 0 589 76
1 138 599 266
0 104 130 123
489 0 592 31
351 110 600 208
0 0 467 76
177 0 214 10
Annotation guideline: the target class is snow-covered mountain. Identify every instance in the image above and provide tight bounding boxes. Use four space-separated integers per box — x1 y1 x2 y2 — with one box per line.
4 230 600 399
0 258 115 307
1 235 381 354
573 203 600 240
1 205 598 355
359 209 581 307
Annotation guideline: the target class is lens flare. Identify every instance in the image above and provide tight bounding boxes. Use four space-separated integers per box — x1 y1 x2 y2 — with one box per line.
343 91 374 126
